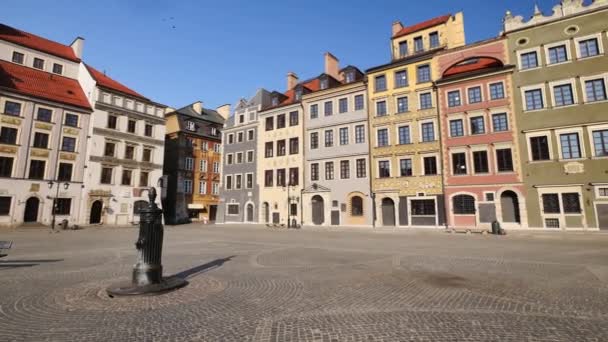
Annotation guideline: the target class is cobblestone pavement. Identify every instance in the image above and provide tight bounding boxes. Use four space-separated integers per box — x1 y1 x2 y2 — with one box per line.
1 225 608 341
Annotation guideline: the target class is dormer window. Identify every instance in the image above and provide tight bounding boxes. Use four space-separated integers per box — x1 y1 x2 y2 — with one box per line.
295 88 302 101
345 71 355 83
211 127 218 136
33 58 44 70
272 97 279 106
12 51 24 64
186 121 196 131
320 78 329 90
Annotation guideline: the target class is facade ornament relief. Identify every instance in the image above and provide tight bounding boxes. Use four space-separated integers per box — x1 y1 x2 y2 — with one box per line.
504 0 608 32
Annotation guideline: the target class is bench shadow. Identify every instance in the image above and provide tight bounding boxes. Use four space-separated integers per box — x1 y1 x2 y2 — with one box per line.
0 259 64 270
170 256 235 280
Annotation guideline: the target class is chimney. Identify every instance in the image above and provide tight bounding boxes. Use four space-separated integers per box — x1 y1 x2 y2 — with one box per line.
392 21 404 36
216 104 230 121
192 101 203 114
287 72 299 90
324 52 340 80
70 37 85 59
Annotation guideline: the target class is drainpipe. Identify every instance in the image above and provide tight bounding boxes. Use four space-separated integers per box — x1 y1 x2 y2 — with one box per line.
300 188 304 227
433 81 449 231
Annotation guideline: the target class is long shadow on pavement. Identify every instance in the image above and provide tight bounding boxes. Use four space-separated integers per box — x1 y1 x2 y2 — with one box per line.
171 256 235 280
0 259 64 270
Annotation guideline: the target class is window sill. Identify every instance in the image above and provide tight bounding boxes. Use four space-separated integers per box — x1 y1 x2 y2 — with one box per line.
519 66 541 72
558 158 586 162
524 108 547 113
576 54 604 61
583 99 608 105
546 60 571 67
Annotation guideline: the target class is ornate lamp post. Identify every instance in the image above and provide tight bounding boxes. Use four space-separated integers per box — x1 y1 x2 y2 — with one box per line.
283 181 300 228
48 181 69 232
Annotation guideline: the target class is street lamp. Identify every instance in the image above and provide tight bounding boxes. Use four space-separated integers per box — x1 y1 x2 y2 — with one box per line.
283 181 298 228
48 180 70 232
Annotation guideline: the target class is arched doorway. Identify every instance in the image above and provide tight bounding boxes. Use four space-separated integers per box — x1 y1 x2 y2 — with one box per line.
90 200 103 224
246 203 254 222
311 195 325 225
501 191 521 223
262 202 269 223
381 198 395 226
24 197 40 223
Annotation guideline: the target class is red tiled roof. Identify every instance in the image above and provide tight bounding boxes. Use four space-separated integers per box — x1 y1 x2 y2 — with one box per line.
277 79 320 107
0 24 80 62
393 14 451 39
0 60 91 110
85 64 148 100
443 57 504 77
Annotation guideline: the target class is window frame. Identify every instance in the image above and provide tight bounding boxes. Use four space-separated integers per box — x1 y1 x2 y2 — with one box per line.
526 132 553 162
488 81 505 100
544 40 571 66
376 127 390 147
377 159 391 178
517 47 541 71
467 86 483 104
580 73 608 104
556 128 585 160
574 33 604 59
521 84 547 112
586 124 608 158
447 90 462 108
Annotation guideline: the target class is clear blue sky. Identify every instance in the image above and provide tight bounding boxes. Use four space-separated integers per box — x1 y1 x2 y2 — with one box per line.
5 0 558 109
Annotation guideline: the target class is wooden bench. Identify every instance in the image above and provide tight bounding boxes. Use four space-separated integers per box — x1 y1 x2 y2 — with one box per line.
0 241 12 258
448 227 490 235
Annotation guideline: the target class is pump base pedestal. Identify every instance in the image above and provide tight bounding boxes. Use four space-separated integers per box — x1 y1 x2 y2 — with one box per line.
106 276 187 297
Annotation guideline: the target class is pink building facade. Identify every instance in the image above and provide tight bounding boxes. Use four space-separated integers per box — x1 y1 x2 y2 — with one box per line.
436 38 527 229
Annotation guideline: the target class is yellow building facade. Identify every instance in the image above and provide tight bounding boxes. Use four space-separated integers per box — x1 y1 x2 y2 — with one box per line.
366 13 465 227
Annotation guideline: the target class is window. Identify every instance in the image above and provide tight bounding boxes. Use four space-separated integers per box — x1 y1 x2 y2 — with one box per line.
562 193 581 213
185 157 194 170
235 174 242 189
140 171 149 187
356 159 366 178
473 151 489 173
61 137 76 152
377 128 389 147
339 127 349 145
213 162 219 173
104 142 115 157
324 102 333 116
37 108 52 122
579 38 599 58
310 132 319 149
429 32 440 48
32 132 49 148
183 179 192 193
0 127 18 145
121 170 132 186
56 163 72 182
227 134 234 144
289 138 299 154
64 113 79 127
585 79 607 102
468 87 482 103
411 199 435 215
419 92 432 109
239 114 245 124
127 119 136 133
277 140 286 156
236 152 243 164
265 142 273 158
320 79 328 90
448 91 461 107
271 97 279 106
450 119 464 137
33 58 44 69
265 117 273 131
211 127 218 137
200 160 208 172
12 51 24 64
100 167 112 184
355 125 365 144
453 195 475 214
52 63 63 75
199 180 207 194
376 101 387 116
237 132 244 143
246 173 253 189
325 130 334 147
525 89 544 110
492 113 508 132
560 133 581 159
310 104 318 119
142 148 152 162
311 163 319 181
226 154 233 165
212 182 219 195
3 101 21 116
399 41 408 57
54 198 71 215
378 160 390 178
485 193 495 202
470 117 485 135
0 197 11 215
340 160 350 179
421 122 434 142
530 136 551 161
354 95 364 110
417 65 431 83
395 70 408 88
396 97 408 113
414 36 423 52
592 129 608 156
452 153 467 175
226 175 233 189
107 115 117 129
325 162 334 180
520 51 538 69
351 196 363 216
0 157 12 177
598 187 608 197
400 159 412 177
553 84 574 106
423 156 437 175
548 45 568 64
247 130 254 141
542 194 560 213
496 149 514 172
345 71 355 83
289 168 299 186
375 75 387 92
277 114 286 129
339 98 348 113
398 126 410 144
489 82 505 100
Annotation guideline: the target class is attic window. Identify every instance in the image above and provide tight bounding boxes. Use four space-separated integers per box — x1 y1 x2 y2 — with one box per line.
272 97 279 106
186 121 196 131
345 71 355 83
456 58 480 66
295 88 302 101
320 78 329 90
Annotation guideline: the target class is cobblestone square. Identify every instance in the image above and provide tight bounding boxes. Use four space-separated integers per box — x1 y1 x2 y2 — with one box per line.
1 225 608 341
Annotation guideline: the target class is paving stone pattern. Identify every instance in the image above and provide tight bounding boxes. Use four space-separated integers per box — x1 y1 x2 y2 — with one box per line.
1 225 607 341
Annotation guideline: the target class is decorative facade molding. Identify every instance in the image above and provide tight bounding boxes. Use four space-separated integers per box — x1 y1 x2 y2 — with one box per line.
92 127 164 146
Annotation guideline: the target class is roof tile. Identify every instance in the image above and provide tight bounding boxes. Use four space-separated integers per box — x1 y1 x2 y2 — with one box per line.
393 14 451 39
0 24 80 62
85 64 148 100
